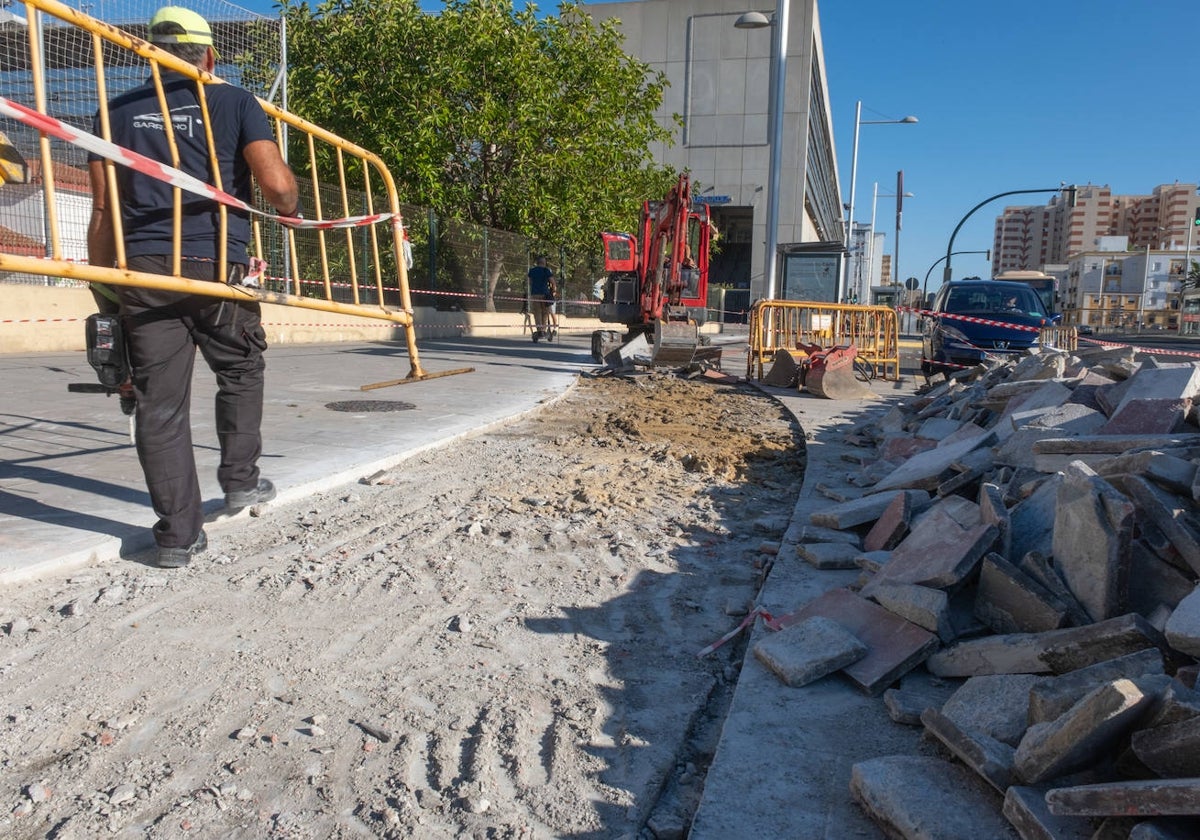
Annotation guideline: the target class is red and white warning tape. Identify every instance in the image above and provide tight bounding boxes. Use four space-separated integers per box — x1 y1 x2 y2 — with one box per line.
897 305 1044 333
0 95 392 232
697 606 785 658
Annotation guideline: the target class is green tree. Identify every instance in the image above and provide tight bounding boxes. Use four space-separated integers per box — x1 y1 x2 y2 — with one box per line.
278 0 678 308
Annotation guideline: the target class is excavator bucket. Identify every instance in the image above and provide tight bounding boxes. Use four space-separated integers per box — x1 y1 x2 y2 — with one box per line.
652 321 700 367
802 344 875 400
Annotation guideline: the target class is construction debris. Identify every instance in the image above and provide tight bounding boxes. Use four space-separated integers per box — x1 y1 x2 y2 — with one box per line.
768 345 1200 837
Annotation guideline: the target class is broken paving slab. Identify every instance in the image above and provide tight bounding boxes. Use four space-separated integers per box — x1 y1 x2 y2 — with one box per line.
808 489 929 530
1129 541 1195 618
1129 818 1200 839
1125 475 1200 576
873 425 996 492
941 673 1041 747
1095 451 1200 496
1099 398 1194 435
863 489 926 552
927 613 1166 678
1052 462 1135 623
1130 713 1200 777
850 755 1018 839
921 707 1015 793
975 553 1072 634
882 673 956 727
1139 680 1200 730
1032 434 1200 458
1039 613 1169 674
1003 785 1095 840
752 615 867 688
795 541 862 570
1009 476 1061 565
916 416 964 440
998 380 1074 424
869 581 954 642
776 587 937 695
1027 648 1166 726
1022 402 1109 435
1046 778 1200 818
860 505 997 598
926 632 1054 678
1016 550 1091 628
979 483 1011 560
1014 677 1161 784
1108 361 1200 415
1165 588 1200 659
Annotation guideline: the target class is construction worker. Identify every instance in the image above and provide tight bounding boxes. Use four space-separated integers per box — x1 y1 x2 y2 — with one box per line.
86 6 299 568
527 255 555 342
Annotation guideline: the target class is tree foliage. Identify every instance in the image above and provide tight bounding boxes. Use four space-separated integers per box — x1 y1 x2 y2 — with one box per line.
278 0 678 256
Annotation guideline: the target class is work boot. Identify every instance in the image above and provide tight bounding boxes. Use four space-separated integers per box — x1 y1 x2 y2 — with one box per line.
156 530 207 568
225 478 277 511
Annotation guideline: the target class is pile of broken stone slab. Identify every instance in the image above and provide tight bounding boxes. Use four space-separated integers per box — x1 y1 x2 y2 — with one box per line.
754 345 1200 839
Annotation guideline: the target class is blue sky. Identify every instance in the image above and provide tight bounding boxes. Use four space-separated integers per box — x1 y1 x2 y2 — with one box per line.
193 0 1198 294
818 0 1198 293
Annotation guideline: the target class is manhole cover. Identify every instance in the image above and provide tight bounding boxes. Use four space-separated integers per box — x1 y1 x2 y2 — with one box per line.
325 400 416 412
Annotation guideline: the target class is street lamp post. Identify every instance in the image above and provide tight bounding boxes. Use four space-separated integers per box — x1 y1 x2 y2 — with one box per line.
923 250 989 305
735 3 790 301
943 186 1074 285
842 101 917 301
868 182 913 290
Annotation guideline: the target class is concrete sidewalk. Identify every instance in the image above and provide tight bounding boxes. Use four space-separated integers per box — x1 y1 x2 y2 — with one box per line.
691 372 925 838
0 335 589 583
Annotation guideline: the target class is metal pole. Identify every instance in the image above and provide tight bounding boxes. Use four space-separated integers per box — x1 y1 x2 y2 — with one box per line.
762 0 789 301
867 181 879 291
943 187 1069 286
1138 243 1149 331
841 100 861 302
922 250 989 304
1182 222 1194 333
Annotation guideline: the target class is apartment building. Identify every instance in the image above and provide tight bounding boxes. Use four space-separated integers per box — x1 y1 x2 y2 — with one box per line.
1059 236 1186 331
994 183 1200 274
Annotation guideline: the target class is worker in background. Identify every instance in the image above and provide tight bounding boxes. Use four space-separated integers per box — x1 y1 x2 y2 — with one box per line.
544 271 560 341
87 6 299 568
527 254 554 342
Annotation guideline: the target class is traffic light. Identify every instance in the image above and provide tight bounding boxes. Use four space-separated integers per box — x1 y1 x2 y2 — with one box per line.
1193 206 1200 226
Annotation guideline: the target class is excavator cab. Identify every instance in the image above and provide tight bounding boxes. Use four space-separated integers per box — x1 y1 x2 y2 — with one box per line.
592 174 715 366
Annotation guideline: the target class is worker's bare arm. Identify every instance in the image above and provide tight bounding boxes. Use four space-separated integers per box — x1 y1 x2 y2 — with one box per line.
86 159 116 268
243 139 299 216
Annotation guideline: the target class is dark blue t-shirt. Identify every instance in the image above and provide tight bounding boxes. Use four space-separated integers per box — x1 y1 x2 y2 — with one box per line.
528 265 553 297
91 73 275 261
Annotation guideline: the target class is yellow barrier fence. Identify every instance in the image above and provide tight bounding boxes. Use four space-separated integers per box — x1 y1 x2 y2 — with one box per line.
746 299 901 382
0 0 450 385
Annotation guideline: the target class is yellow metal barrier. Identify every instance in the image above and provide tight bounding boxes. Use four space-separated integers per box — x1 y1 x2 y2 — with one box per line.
1043 325 1078 353
0 0 439 384
746 299 901 382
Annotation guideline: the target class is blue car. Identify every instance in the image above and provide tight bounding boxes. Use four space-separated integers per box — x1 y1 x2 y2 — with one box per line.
922 280 1058 377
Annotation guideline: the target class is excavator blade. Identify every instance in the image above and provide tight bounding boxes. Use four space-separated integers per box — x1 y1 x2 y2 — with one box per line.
803 344 875 400
652 321 700 367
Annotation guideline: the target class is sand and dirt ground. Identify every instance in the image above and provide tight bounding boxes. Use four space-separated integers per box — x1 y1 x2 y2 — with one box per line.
1 372 806 839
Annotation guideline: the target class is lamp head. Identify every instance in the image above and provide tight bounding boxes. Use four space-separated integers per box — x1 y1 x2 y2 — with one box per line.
734 11 772 29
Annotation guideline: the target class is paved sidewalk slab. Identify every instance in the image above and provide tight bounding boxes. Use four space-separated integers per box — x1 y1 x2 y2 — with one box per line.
0 337 587 582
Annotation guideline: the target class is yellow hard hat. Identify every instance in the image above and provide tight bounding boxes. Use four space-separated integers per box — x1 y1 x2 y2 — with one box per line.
148 6 219 58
